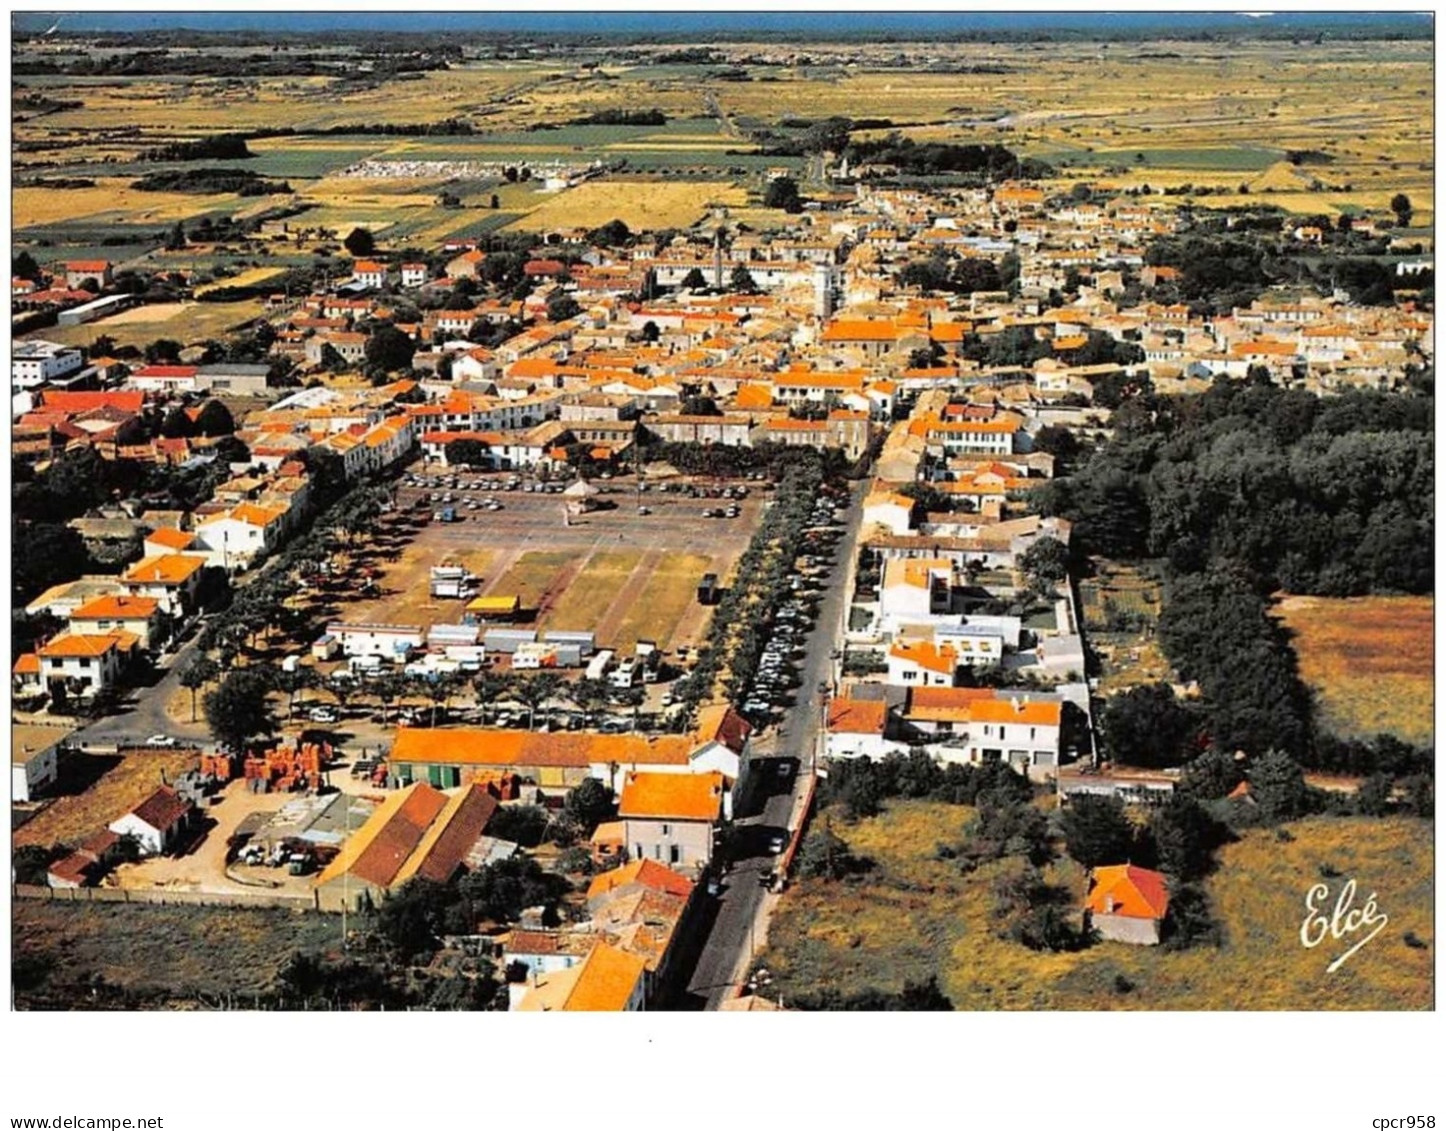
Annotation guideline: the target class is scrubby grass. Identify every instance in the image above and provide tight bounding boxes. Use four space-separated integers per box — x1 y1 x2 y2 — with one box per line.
14 749 201 849
542 550 643 631
764 802 1433 1010
609 552 712 652
12 901 344 1008
486 551 574 614
27 299 266 351
1277 595 1434 746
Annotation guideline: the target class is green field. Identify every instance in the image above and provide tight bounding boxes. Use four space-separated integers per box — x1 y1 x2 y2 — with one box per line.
763 801 1434 1011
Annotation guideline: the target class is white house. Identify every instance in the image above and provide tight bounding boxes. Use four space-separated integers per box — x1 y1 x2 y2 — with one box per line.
824 696 905 760
886 640 960 688
903 687 1063 780
401 263 429 288
38 633 133 697
108 785 195 856
353 260 389 289
195 503 289 571
66 594 166 651
12 340 84 390
119 553 210 617
12 742 60 803
878 557 954 633
861 490 915 537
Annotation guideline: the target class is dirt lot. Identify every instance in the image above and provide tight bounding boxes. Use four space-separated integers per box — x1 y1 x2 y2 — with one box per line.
14 747 201 849
332 468 764 656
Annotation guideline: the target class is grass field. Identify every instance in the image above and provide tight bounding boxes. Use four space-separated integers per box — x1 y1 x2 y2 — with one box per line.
12 901 345 1008
13 39 1429 271
763 801 1434 1010
486 551 576 615
13 178 241 228
1276 595 1434 746
543 550 644 630
28 299 267 351
508 179 749 232
607 552 713 652
14 748 201 850
194 265 284 294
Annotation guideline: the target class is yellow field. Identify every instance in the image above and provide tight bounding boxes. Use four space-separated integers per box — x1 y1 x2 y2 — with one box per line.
507 180 749 232
764 801 1433 1010
30 299 266 351
195 266 283 295
608 552 712 652
1277 595 1434 746
485 551 575 614
543 551 644 630
13 178 240 229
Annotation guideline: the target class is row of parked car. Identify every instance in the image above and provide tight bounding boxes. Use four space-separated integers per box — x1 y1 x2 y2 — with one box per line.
738 496 846 722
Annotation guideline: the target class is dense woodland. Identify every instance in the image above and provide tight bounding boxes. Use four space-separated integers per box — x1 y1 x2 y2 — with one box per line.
1037 378 1433 787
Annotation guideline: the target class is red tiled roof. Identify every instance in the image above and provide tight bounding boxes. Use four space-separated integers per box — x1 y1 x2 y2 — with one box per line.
127 786 193 833
1084 864 1170 920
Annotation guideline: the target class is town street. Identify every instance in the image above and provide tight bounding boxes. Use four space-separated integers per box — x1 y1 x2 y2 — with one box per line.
681 482 866 1009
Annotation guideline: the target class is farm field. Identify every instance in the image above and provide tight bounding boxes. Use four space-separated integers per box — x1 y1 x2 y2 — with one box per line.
508 179 750 232
763 801 1434 1010
14 748 201 850
11 37 1431 275
28 299 268 351
12 900 344 1009
1276 595 1434 746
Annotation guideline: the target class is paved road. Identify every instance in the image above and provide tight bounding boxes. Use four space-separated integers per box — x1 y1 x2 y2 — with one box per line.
776 483 865 769
679 769 796 1010
679 482 866 1009
71 635 212 748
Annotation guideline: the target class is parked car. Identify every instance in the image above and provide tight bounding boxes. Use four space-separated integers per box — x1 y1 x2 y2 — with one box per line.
145 734 178 747
768 834 786 854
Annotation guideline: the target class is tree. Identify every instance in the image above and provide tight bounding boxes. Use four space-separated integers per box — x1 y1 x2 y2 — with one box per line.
797 823 868 880
762 175 804 213
160 406 195 439
1390 193 1413 227
1060 794 1137 869
563 778 614 828
514 672 563 730
1249 749 1309 823
202 668 274 753
1019 535 1069 588
729 264 758 293
274 665 320 722
144 339 183 365
165 221 187 251
1149 795 1222 881
472 670 514 723
490 193 501 209
640 320 660 343
679 267 708 291
1100 683 1200 769
194 399 236 437
587 219 632 247
444 438 487 468
12 521 91 605
363 324 415 377
343 227 376 258
376 877 453 960
177 654 219 723
680 395 721 416
12 250 40 281
546 294 581 322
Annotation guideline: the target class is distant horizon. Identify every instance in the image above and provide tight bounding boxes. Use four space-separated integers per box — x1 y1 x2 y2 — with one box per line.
10 9 1435 38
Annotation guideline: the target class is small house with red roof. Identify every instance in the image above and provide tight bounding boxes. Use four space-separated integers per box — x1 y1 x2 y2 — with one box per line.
1083 864 1171 946
109 785 196 856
